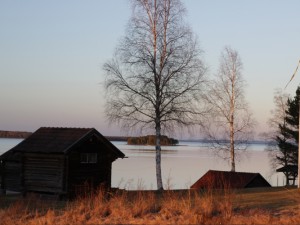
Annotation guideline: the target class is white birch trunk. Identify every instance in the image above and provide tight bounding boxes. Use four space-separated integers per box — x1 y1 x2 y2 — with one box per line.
230 117 235 172
230 62 236 172
155 123 163 190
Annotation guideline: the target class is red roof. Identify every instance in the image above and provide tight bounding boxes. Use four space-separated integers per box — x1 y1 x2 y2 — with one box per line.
191 170 271 189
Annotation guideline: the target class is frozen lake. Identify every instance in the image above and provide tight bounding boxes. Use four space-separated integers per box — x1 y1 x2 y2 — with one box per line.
111 141 286 189
0 139 286 190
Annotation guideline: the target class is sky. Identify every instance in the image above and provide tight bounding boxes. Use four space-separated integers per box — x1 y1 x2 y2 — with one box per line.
1 0 300 138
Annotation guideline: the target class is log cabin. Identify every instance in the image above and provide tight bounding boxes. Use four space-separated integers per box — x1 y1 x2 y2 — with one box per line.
0 127 125 197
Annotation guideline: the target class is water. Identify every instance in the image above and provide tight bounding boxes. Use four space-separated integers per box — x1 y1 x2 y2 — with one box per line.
0 138 286 190
111 141 285 189
0 138 23 154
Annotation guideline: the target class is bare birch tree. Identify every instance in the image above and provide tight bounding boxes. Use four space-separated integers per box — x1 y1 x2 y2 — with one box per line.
266 89 289 163
203 46 254 172
103 0 207 190
268 89 289 135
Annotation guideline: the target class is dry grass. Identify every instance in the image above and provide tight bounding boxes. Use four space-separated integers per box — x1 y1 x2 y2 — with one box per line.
1 187 300 224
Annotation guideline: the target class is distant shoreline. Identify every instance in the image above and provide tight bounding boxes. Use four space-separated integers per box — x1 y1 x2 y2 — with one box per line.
0 131 130 141
0 131 270 145
0 130 32 139
105 136 128 142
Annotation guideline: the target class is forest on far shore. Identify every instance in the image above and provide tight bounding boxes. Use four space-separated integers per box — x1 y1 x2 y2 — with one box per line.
0 130 32 139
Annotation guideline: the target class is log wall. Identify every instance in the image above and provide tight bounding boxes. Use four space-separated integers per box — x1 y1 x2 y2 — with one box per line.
3 161 22 192
67 137 114 193
23 153 64 193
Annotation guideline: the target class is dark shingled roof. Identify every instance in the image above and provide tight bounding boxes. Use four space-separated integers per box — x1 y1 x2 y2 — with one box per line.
0 127 125 158
190 170 271 189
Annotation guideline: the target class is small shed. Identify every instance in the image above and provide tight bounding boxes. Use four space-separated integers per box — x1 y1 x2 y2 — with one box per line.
190 170 271 189
276 165 298 186
0 127 125 196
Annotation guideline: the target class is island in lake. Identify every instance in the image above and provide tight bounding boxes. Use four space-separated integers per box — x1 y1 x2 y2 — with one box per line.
127 135 178 146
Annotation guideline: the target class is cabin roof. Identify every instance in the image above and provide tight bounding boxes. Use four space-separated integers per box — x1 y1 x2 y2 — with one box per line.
190 170 271 189
0 127 125 158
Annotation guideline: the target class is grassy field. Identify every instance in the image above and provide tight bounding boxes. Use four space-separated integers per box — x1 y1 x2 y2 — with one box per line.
0 187 300 224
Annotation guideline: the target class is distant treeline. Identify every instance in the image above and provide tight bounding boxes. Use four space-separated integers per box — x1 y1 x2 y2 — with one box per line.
127 135 179 146
0 130 32 139
105 136 128 142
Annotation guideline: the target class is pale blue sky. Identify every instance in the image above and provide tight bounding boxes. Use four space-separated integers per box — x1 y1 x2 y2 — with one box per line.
1 1 300 137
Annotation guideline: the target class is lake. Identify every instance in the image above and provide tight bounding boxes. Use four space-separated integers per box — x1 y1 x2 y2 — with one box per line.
0 138 286 190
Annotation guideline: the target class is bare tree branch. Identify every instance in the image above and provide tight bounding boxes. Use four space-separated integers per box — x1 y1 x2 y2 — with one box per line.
202 46 255 172
104 0 208 190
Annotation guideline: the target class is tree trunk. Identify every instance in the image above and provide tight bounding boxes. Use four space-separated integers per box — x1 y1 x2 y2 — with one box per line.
155 123 163 191
230 64 236 172
284 172 289 186
230 120 235 172
230 85 235 172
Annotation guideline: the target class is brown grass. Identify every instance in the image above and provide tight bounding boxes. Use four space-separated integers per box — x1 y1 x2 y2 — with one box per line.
1 187 300 224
